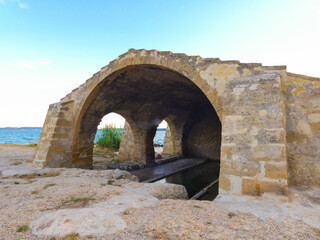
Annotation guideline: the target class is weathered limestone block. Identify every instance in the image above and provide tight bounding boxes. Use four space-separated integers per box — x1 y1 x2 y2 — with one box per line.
124 182 188 200
250 145 286 162
219 73 289 196
264 163 288 179
242 178 288 196
221 160 260 177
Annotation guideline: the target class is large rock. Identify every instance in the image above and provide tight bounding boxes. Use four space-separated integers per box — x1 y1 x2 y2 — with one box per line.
124 182 188 200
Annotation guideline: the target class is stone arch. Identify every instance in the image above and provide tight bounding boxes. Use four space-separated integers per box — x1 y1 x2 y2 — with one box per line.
69 51 224 168
72 63 220 167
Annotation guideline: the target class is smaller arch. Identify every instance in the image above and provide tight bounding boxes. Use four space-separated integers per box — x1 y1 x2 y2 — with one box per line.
73 111 138 168
162 115 184 157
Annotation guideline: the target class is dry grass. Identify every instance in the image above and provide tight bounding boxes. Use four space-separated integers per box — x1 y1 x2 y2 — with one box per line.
193 205 202 208
43 183 56 189
312 228 320 236
107 179 114 185
17 171 60 179
60 197 95 209
93 147 116 158
62 233 79 240
63 197 95 204
12 161 22 165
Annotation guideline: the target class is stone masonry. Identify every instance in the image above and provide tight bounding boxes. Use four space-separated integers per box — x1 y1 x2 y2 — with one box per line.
34 49 320 198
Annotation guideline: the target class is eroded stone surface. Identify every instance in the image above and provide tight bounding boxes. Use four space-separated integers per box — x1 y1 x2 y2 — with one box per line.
31 191 159 237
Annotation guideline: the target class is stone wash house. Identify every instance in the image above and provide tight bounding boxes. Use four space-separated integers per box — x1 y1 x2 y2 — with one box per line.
34 49 320 198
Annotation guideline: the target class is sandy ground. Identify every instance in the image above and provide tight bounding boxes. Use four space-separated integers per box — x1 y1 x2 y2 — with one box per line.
0 145 319 240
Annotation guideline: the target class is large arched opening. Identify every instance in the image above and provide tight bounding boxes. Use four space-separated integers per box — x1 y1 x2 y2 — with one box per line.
72 64 221 170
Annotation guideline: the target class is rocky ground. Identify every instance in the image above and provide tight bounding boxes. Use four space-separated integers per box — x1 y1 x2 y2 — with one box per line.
0 145 319 240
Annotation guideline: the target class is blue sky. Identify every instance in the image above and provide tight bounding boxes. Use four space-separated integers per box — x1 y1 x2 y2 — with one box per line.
0 0 319 127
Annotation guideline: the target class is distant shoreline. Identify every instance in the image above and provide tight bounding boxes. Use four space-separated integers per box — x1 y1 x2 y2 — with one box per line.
0 143 37 147
0 128 166 145
0 127 42 129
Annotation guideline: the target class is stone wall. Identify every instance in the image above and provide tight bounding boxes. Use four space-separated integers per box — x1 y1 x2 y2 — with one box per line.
219 73 288 196
34 100 74 168
285 73 320 187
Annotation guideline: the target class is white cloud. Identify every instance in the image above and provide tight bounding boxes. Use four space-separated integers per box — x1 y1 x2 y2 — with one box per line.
15 59 51 70
0 0 29 8
13 0 28 9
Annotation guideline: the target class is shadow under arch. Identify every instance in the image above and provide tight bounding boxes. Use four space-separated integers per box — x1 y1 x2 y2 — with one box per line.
71 64 221 168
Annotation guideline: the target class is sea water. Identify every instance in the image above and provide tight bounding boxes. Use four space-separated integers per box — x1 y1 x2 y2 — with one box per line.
0 127 166 145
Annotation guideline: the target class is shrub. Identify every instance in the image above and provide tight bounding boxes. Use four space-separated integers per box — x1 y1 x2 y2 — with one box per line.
26 142 37 147
123 210 129 215
96 124 122 150
16 225 28 232
116 175 124 180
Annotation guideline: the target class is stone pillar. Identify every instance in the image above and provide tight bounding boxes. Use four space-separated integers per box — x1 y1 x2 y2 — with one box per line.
162 116 185 157
33 100 74 168
118 120 156 166
163 124 183 157
219 73 288 197
162 125 174 155
118 121 136 162
134 125 156 166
